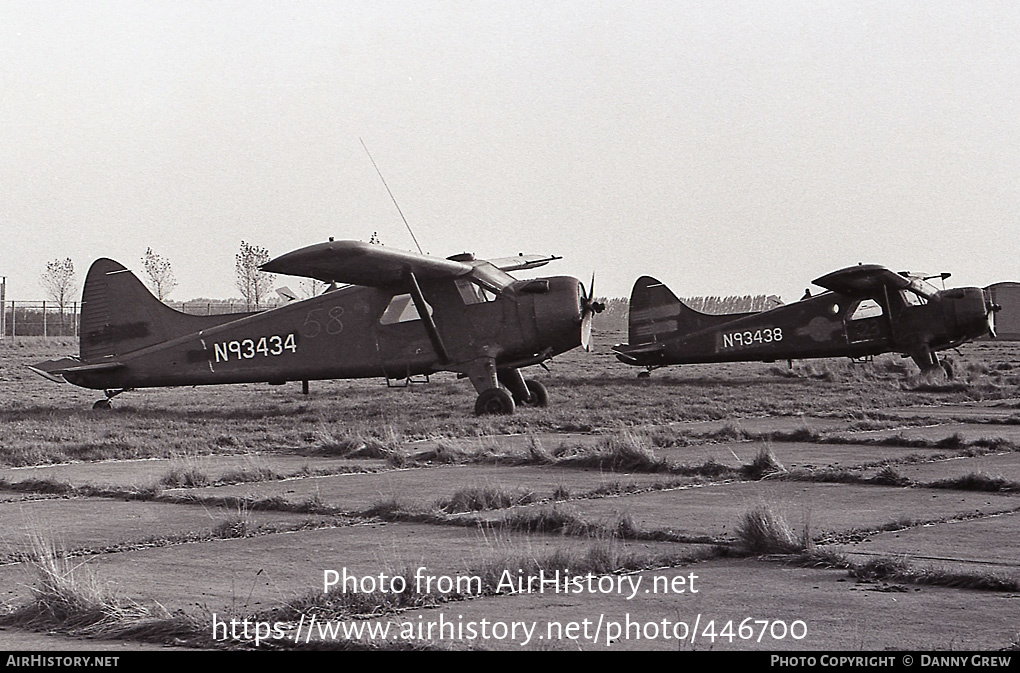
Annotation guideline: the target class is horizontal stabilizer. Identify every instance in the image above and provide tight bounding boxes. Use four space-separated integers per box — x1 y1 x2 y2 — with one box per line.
276 286 299 302
28 358 125 382
27 358 78 383
55 361 126 373
611 342 665 363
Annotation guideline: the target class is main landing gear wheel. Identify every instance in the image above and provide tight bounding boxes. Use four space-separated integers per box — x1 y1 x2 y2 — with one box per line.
92 399 112 410
513 379 549 408
475 388 516 415
637 370 651 379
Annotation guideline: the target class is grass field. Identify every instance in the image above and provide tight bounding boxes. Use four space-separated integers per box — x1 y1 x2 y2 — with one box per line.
1 333 1019 650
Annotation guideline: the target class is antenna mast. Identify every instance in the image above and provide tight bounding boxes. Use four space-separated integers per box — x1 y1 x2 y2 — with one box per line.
359 138 423 254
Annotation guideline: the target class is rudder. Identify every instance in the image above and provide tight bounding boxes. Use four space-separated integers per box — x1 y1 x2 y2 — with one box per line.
627 276 734 345
79 259 250 362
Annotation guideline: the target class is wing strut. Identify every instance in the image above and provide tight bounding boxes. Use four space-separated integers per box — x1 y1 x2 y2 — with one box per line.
406 271 450 364
882 284 897 344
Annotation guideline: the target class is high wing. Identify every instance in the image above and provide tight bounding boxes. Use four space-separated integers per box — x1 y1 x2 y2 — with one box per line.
261 240 473 287
812 264 911 296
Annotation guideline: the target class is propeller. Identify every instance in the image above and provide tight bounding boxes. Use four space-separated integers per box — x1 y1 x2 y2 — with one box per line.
986 298 1002 338
580 273 606 351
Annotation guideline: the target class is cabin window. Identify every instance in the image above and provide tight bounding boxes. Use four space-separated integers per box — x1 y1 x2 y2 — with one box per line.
849 299 884 321
380 294 433 324
456 278 496 305
899 289 927 306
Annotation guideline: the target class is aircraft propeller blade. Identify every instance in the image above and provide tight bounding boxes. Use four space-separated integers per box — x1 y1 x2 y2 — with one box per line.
987 299 1001 338
580 274 606 352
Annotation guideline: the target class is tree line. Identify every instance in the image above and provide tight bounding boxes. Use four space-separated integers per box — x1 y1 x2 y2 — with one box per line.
34 245 779 326
36 242 280 311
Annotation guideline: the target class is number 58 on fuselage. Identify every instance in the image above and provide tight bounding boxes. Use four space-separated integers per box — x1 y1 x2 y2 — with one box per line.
29 240 604 415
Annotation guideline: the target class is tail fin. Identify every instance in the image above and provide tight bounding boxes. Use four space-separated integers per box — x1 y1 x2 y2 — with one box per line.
627 276 739 345
79 259 248 362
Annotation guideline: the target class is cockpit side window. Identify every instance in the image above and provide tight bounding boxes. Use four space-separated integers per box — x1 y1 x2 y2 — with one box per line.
380 294 432 324
456 278 497 305
849 298 884 321
899 289 927 306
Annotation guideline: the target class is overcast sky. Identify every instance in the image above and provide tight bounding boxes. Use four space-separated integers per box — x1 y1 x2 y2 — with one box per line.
2 1 1018 303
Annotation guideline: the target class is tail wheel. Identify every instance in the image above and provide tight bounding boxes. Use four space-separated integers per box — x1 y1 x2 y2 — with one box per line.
475 388 516 415
513 379 549 408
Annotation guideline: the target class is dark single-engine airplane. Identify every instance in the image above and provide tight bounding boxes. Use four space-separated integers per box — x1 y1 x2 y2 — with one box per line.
30 240 604 414
612 264 1000 378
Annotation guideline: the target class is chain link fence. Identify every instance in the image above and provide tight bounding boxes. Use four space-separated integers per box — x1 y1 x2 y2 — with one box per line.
0 301 263 339
1 302 80 338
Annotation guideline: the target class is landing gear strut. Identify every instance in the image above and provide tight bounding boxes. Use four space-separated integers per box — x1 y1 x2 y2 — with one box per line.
912 348 952 379
498 368 548 409
515 379 549 408
941 359 955 380
462 359 550 415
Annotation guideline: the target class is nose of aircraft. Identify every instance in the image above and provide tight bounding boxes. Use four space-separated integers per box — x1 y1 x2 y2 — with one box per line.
532 277 604 355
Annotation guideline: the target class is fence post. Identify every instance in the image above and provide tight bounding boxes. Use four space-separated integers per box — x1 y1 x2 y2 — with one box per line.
11 301 15 339
42 300 47 337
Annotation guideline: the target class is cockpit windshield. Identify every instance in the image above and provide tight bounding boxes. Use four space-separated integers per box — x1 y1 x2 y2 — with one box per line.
903 276 940 300
468 261 516 292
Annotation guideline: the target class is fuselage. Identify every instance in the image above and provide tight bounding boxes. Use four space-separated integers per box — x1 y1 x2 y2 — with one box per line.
64 275 585 391
615 284 994 367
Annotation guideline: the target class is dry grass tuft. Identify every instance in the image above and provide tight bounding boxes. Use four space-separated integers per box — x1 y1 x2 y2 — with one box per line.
212 502 253 538
871 466 911 486
527 435 557 464
851 556 1020 591
926 471 1019 493
436 486 536 513
0 534 206 642
498 507 597 537
740 444 786 480
156 454 208 485
554 430 672 472
735 502 806 554
409 439 476 465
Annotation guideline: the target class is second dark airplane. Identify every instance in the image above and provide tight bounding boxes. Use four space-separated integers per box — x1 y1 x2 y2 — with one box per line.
612 264 1000 378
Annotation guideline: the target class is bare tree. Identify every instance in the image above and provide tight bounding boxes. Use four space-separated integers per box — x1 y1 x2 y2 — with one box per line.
141 247 177 301
41 257 77 308
235 241 275 310
40 257 77 331
300 277 329 299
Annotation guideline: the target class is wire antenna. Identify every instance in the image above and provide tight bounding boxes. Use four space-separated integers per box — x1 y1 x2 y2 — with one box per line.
359 138 423 254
